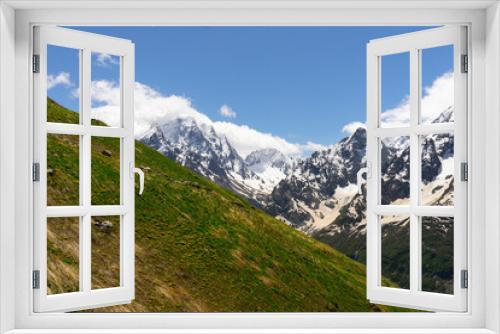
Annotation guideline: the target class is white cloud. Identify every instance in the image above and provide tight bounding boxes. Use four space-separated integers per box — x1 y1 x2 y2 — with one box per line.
212 122 325 158
380 96 410 128
218 104 236 118
421 72 454 122
89 79 325 158
380 72 453 127
342 121 365 134
90 80 211 135
85 72 453 159
95 53 119 67
47 72 72 90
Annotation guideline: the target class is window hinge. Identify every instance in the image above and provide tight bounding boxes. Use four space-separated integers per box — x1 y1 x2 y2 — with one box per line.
461 54 468 73
32 54 40 73
461 269 468 289
32 163 40 182
32 270 40 289
461 162 468 182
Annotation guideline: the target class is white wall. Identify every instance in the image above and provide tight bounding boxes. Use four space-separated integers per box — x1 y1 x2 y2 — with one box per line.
485 2 500 333
0 2 16 333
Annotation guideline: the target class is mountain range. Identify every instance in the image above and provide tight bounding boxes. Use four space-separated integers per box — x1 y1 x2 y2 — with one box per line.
46 98 406 312
140 117 297 204
140 107 455 293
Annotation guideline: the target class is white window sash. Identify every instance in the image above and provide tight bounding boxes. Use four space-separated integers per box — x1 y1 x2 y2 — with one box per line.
32 26 136 313
366 25 468 312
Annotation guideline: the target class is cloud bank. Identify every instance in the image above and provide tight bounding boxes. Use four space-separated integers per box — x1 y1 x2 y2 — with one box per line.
345 72 453 131
89 71 452 158
212 122 325 158
381 72 453 127
89 80 325 158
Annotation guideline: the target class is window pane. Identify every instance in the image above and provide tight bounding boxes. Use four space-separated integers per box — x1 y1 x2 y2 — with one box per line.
91 137 121 205
421 216 454 294
47 45 80 124
91 52 121 127
47 217 80 295
380 136 410 205
47 134 80 206
380 52 410 128
420 45 454 124
421 133 454 206
381 215 410 289
91 216 121 289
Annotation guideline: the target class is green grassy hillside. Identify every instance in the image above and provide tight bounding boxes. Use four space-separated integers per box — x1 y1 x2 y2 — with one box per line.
46 98 407 312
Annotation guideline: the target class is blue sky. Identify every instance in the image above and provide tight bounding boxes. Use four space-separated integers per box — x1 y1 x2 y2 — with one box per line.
47 26 453 152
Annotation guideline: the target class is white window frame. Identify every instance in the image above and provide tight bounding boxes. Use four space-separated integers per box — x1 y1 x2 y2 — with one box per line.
32 26 136 312
0 1 499 333
366 26 468 312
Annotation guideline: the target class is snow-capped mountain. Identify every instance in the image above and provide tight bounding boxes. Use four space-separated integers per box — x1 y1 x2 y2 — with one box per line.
139 107 455 292
266 109 454 235
140 107 454 255
311 110 455 271
265 127 366 232
140 117 292 201
245 148 297 193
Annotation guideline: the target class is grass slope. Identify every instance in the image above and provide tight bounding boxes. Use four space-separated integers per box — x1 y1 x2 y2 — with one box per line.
46 98 407 312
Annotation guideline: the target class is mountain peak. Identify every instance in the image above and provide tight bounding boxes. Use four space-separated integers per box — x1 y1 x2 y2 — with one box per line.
350 127 367 140
245 148 290 168
432 106 454 123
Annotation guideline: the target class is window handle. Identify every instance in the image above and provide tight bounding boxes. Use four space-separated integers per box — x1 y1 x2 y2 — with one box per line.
135 168 144 195
356 167 368 195
130 163 145 195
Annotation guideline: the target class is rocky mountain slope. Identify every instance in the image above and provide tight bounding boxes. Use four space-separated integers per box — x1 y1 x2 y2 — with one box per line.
265 127 366 232
268 110 454 232
309 112 455 293
140 118 294 203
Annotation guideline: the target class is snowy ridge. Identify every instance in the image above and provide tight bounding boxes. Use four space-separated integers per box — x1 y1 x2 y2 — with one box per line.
140 117 295 200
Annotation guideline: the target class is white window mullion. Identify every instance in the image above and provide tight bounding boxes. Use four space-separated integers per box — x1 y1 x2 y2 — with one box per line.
121 46 135 293
409 48 421 293
366 46 380 297
80 48 92 294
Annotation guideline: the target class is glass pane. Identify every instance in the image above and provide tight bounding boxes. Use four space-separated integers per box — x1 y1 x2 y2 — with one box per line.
380 52 410 128
421 216 454 294
381 215 410 289
91 137 121 205
420 45 454 124
421 133 454 206
47 45 80 124
380 136 410 205
91 216 121 289
91 52 121 127
47 217 80 295
47 134 80 206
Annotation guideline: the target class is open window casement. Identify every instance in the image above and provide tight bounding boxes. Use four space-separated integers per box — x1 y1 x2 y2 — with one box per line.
33 26 136 312
365 26 467 312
